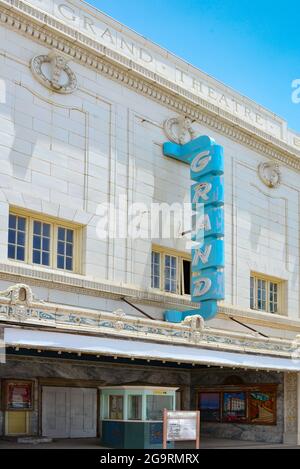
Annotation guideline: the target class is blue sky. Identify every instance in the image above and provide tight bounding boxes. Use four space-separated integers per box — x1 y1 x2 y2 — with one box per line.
85 0 300 133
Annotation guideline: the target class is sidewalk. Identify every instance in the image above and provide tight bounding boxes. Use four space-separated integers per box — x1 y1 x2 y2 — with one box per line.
0 438 298 449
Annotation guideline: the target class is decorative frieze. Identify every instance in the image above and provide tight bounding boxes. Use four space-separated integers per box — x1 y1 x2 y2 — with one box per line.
0 284 297 358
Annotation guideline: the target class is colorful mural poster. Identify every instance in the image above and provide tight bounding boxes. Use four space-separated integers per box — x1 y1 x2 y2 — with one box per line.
199 393 221 422
223 392 247 422
249 391 276 424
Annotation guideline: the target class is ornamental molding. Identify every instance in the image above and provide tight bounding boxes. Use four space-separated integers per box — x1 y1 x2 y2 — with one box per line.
30 50 77 94
1 1 300 173
1 264 300 334
258 161 282 188
0 284 297 362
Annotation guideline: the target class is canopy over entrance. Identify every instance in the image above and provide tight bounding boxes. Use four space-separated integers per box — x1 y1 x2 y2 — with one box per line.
4 327 300 372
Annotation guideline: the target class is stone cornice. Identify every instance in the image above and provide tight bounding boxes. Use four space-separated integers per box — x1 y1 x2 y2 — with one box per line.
1 0 300 172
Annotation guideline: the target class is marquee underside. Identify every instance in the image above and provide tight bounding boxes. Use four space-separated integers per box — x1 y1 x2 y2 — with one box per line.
3 328 300 372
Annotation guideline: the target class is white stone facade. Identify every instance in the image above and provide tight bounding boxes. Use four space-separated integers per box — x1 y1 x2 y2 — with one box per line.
0 0 299 337
0 0 300 446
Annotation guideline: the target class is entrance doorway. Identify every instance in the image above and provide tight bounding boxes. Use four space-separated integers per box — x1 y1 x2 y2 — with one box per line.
42 387 97 438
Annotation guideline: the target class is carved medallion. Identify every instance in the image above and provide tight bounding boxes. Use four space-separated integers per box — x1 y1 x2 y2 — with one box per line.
30 51 77 94
164 116 197 144
258 161 281 188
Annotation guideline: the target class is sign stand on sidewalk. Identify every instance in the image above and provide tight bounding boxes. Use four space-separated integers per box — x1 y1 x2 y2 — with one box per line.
163 409 200 450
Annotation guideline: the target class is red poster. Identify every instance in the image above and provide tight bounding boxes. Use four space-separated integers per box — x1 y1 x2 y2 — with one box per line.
7 383 33 410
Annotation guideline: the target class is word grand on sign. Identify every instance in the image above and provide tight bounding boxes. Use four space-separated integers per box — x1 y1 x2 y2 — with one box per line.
163 136 225 322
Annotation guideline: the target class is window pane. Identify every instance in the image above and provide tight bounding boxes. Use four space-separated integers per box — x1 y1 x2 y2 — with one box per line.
8 244 15 259
32 250 41 264
146 395 173 421
66 243 73 257
57 241 65 255
58 227 65 241
8 215 26 261
151 251 160 289
32 221 51 266
9 214 16 230
128 395 142 421
42 237 50 251
57 227 74 271
43 224 50 237
33 235 41 250
8 230 16 244
42 252 50 266
17 232 25 246
17 217 26 232
65 257 73 271
16 246 25 261
33 221 41 235
164 256 177 293
57 255 65 269
67 229 73 243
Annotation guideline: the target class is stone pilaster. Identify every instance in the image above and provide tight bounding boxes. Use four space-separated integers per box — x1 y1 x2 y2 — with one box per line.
284 373 299 445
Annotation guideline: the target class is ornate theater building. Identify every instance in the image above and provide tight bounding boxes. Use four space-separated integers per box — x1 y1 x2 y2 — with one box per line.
0 0 300 446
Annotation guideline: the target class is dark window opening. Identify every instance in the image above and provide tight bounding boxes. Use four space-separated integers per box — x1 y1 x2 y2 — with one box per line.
183 260 191 295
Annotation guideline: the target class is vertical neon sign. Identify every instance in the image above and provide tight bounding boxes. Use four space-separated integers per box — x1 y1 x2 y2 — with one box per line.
163 136 225 322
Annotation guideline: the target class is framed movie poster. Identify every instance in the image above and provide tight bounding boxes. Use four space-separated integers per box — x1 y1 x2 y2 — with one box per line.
223 392 247 423
109 395 124 420
249 390 276 425
199 393 221 422
4 381 34 411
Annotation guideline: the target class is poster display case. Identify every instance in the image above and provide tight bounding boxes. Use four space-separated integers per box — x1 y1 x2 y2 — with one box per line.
198 384 277 425
3 380 34 411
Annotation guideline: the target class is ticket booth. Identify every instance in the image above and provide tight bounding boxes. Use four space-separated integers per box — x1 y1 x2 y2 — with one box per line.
100 386 178 449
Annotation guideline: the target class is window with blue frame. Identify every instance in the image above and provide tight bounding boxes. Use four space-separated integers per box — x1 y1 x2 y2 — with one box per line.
7 211 80 273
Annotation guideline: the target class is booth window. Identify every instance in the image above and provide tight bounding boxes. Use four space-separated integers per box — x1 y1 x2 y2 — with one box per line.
250 274 283 314
146 395 173 420
109 395 123 420
151 247 191 296
7 209 82 273
128 395 142 420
